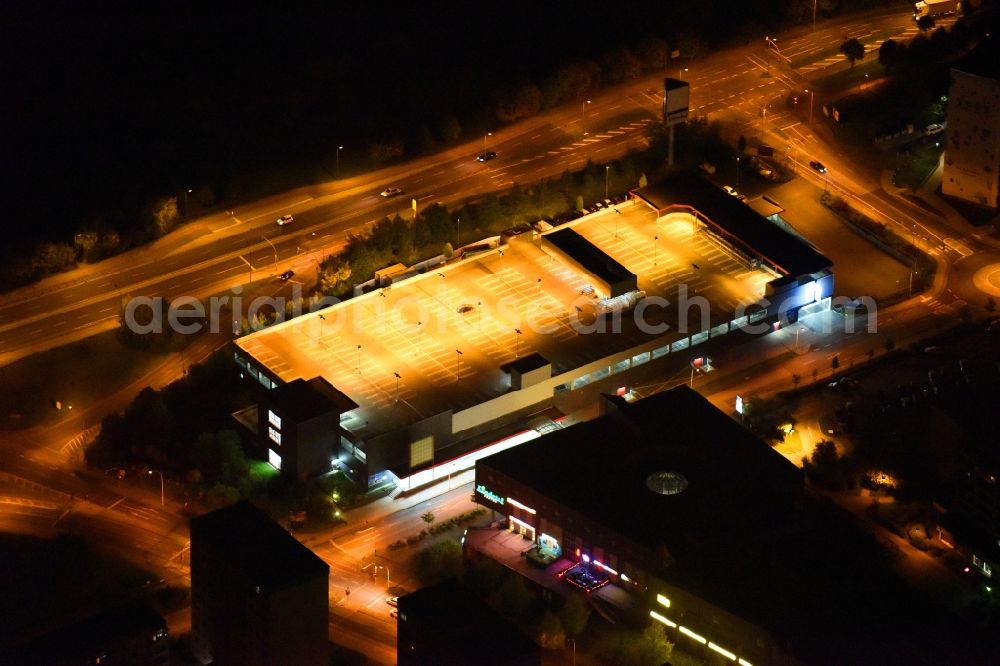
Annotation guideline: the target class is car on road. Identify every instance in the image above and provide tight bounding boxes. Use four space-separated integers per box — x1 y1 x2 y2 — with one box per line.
279 270 295 281
380 187 403 198
925 123 944 136
386 596 398 607
809 160 828 173
699 162 717 175
477 151 497 162
276 214 294 226
723 185 739 197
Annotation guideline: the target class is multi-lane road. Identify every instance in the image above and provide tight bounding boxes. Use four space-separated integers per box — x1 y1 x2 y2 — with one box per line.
0 6 948 368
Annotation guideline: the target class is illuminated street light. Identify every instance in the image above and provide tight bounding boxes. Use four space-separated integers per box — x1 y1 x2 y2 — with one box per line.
336 145 344 177
804 88 815 124
456 349 463 375
393 372 402 403
456 217 461 248
148 469 165 507
483 132 492 150
582 99 591 120
678 67 688 80
357 344 362 375
605 165 610 200
653 236 659 266
514 328 522 359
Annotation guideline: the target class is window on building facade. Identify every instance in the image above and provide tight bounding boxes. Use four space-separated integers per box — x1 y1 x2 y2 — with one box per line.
268 410 282 429
268 427 281 445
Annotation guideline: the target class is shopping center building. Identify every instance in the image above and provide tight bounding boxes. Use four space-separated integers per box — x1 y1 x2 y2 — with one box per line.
471 386 804 665
234 171 833 489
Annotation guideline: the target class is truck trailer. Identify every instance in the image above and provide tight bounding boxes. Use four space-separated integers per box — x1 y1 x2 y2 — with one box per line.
913 0 959 19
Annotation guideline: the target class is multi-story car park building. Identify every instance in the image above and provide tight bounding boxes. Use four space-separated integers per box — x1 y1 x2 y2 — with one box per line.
234 171 833 489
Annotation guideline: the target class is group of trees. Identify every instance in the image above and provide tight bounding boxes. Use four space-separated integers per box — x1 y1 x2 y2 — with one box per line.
313 116 734 301
85 350 274 507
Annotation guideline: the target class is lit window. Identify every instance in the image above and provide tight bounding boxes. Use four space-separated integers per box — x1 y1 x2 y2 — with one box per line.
268 449 282 470
268 410 282 429
269 427 282 445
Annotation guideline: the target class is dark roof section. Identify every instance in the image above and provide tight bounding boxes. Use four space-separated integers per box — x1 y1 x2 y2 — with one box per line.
632 171 832 276
190 500 328 590
544 228 635 287
953 35 1000 80
6 601 165 665
271 376 358 420
479 385 802 556
500 353 550 375
398 578 539 666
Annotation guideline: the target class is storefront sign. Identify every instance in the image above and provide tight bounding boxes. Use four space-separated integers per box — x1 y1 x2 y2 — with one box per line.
476 484 505 505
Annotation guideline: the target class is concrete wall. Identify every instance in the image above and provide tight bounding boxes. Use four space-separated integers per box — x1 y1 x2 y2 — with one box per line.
943 69 1000 208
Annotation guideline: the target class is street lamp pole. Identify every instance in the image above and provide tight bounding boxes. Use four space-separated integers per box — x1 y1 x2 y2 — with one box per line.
483 132 491 150
393 372 401 403
456 217 461 248
605 165 610 200
581 99 591 120
568 638 576 666
148 470 164 507
736 156 741 190
336 145 344 177
514 328 522 359
813 0 817 31
678 67 688 80
805 89 814 124
653 235 659 266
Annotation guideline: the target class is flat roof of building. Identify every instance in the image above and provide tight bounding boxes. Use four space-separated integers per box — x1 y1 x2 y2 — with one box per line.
236 201 774 439
479 386 802 556
477 387 967 664
270 376 358 420
398 578 538 665
544 227 635 286
7 601 164 665
953 35 1000 80
190 501 328 590
632 171 832 277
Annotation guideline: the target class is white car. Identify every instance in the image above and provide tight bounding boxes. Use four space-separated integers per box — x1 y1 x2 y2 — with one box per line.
723 185 739 197
380 187 403 198
386 596 398 607
276 214 294 226
925 123 944 136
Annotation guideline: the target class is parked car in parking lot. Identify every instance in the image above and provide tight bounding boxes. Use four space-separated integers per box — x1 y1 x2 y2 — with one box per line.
279 270 295 281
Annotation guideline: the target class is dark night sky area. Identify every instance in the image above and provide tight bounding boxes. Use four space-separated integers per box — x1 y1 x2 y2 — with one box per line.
0 0 805 245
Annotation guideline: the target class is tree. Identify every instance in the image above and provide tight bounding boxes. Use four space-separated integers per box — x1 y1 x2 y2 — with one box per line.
675 31 708 59
613 624 673 666
414 540 463 585
638 173 648 188
437 114 461 143
636 36 669 70
149 196 179 236
491 573 532 618
559 593 591 636
537 611 565 650
878 39 899 67
421 511 436 525
916 15 936 32
831 355 840 373
737 134 747 153
839 38 865 69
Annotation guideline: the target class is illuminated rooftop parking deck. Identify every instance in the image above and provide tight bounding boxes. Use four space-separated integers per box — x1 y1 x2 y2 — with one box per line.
236 199 775 441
